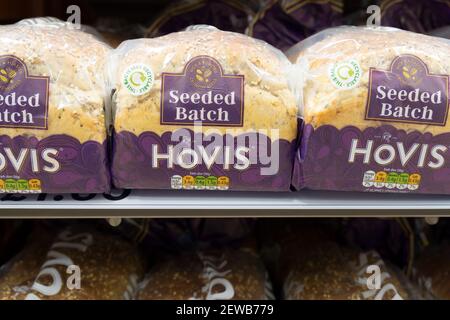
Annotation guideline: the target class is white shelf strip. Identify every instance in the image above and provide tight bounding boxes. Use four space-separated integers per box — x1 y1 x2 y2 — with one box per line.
0 190 449 218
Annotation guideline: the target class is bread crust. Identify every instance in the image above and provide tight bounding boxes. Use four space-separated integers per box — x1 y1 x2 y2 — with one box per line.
288 26 450 135
112 27 298 141
0 22 110 143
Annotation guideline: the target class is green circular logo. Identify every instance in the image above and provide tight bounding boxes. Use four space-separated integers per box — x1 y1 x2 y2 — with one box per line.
123 64 154 96
329 60 362 89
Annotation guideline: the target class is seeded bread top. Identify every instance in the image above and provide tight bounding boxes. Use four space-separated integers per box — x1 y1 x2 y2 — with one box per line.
287 26 450 135
111 26 298 141
0 19 110 142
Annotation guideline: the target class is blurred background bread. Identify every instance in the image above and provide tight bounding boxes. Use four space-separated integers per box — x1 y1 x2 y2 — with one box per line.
0 225 145 300
138 248 273 300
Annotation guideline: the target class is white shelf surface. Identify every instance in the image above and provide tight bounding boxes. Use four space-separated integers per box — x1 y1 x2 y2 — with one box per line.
1 190 450 218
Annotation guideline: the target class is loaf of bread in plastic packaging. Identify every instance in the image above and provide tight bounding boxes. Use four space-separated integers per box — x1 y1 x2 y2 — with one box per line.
0 18 111 193
110 26 298 191
0 226 144 300
289 26 450 194
259 221 415 300
283 246 413 300
137 248 274 300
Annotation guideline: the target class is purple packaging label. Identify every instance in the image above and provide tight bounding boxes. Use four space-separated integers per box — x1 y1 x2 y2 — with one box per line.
381 0 450 33
0 55 49 130
161 56 245 127
249 0 343 51
0 135 110 194
146 0 254 37
112 129 295 192
366 55 449 126
294 124 450 195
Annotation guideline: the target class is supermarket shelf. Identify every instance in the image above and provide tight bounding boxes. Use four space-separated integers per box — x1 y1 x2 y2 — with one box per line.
0 190 450 218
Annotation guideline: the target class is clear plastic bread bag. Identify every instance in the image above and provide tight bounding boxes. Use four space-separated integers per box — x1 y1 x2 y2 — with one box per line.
288 26 450 195
0 18 111 193
108 25 300 191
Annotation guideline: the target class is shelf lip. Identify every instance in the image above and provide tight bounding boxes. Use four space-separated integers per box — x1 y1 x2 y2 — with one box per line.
1 190 450 218
1 205 450 210
0 210 447 219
